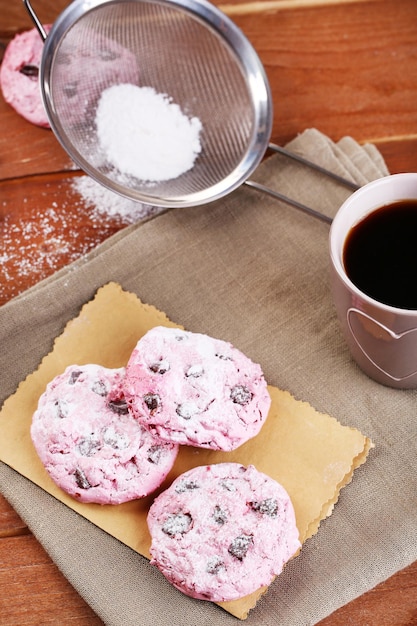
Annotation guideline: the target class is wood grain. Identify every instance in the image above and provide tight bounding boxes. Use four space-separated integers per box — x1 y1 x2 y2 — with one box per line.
229 0 417 146
1 0 416 623
319 562 417 626
0 534 103 625
0 171 131 303
0 494 29 537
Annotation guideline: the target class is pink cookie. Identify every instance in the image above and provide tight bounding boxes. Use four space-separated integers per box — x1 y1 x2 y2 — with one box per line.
123 326 271 451
52 30 140 128
0 25 51 127
147 463 301 601
31 364 179 504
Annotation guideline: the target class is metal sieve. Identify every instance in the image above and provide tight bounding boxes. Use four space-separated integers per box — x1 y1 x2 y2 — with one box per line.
24 0 273 208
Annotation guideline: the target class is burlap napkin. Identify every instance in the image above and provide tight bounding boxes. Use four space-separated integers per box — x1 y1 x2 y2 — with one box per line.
1 129 415 626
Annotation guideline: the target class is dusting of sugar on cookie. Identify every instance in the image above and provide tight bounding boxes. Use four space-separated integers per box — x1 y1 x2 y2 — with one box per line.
147 463 301 601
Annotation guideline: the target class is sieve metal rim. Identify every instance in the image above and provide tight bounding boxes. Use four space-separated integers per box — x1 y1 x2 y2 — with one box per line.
38 0 273 208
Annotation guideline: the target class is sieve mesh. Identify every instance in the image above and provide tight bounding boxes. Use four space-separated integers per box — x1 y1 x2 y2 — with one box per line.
40 0 272 207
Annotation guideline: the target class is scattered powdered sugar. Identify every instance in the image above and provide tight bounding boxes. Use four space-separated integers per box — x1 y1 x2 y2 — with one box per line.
1 174 162 304
1 202 91 302
95 84 202 182
71 175 162 223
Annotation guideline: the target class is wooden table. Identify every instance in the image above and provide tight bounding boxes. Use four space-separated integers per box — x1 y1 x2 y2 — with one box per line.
1 0 417 623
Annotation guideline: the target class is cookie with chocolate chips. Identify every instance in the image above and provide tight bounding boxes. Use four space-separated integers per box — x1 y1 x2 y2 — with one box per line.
52 30 140 128
123 326 271 451
30 364 178 504
0 25 52 127
147 463 301 601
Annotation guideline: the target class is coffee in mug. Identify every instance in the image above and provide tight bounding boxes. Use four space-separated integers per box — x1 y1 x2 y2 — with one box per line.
343 199 417 310
329 173 417 388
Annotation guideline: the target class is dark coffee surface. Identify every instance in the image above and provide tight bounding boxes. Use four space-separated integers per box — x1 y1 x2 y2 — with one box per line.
343 199 417 309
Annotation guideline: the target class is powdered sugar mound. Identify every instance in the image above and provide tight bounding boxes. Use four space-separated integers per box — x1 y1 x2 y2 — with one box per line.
95 84 202 182
71 175 162 223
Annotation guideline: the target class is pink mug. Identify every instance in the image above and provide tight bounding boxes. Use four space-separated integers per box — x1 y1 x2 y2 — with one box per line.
329 173 417 388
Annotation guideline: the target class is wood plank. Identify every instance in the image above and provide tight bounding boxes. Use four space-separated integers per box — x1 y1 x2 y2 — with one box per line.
1 134 415 299
0 0 417 177
318 561 417 625
1 0 416 178
376 137 417 175
0 172 133 305
0 97 73 180
0 528 416 624
227 0 417 147
0 535 103 624
221 0 384 12
0 494 29 537
0 136 415 307
1 0 69 37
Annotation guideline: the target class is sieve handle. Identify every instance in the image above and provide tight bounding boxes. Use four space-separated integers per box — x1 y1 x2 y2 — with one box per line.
22 0 48 41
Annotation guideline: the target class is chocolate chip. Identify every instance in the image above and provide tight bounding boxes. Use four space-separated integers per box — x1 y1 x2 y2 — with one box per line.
230 385 253 405
63 82 78 98
147 445 162 464
107 399 129 415
103 426 129 450
212 505 228 524
206 556 225 575
99 48 120 61
176 402 198 419
68 370 82 384
228 534 253 560
149 360 170 374
249 498 279 518
92 380 108 396
185 364 204 378
143 393 160 414
78 438 101 456
175 479 200 494
215 353 232 360
74 468 92 490
220 479 237 492
54 399 68 419
162 512 192 536
19 64 38 79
